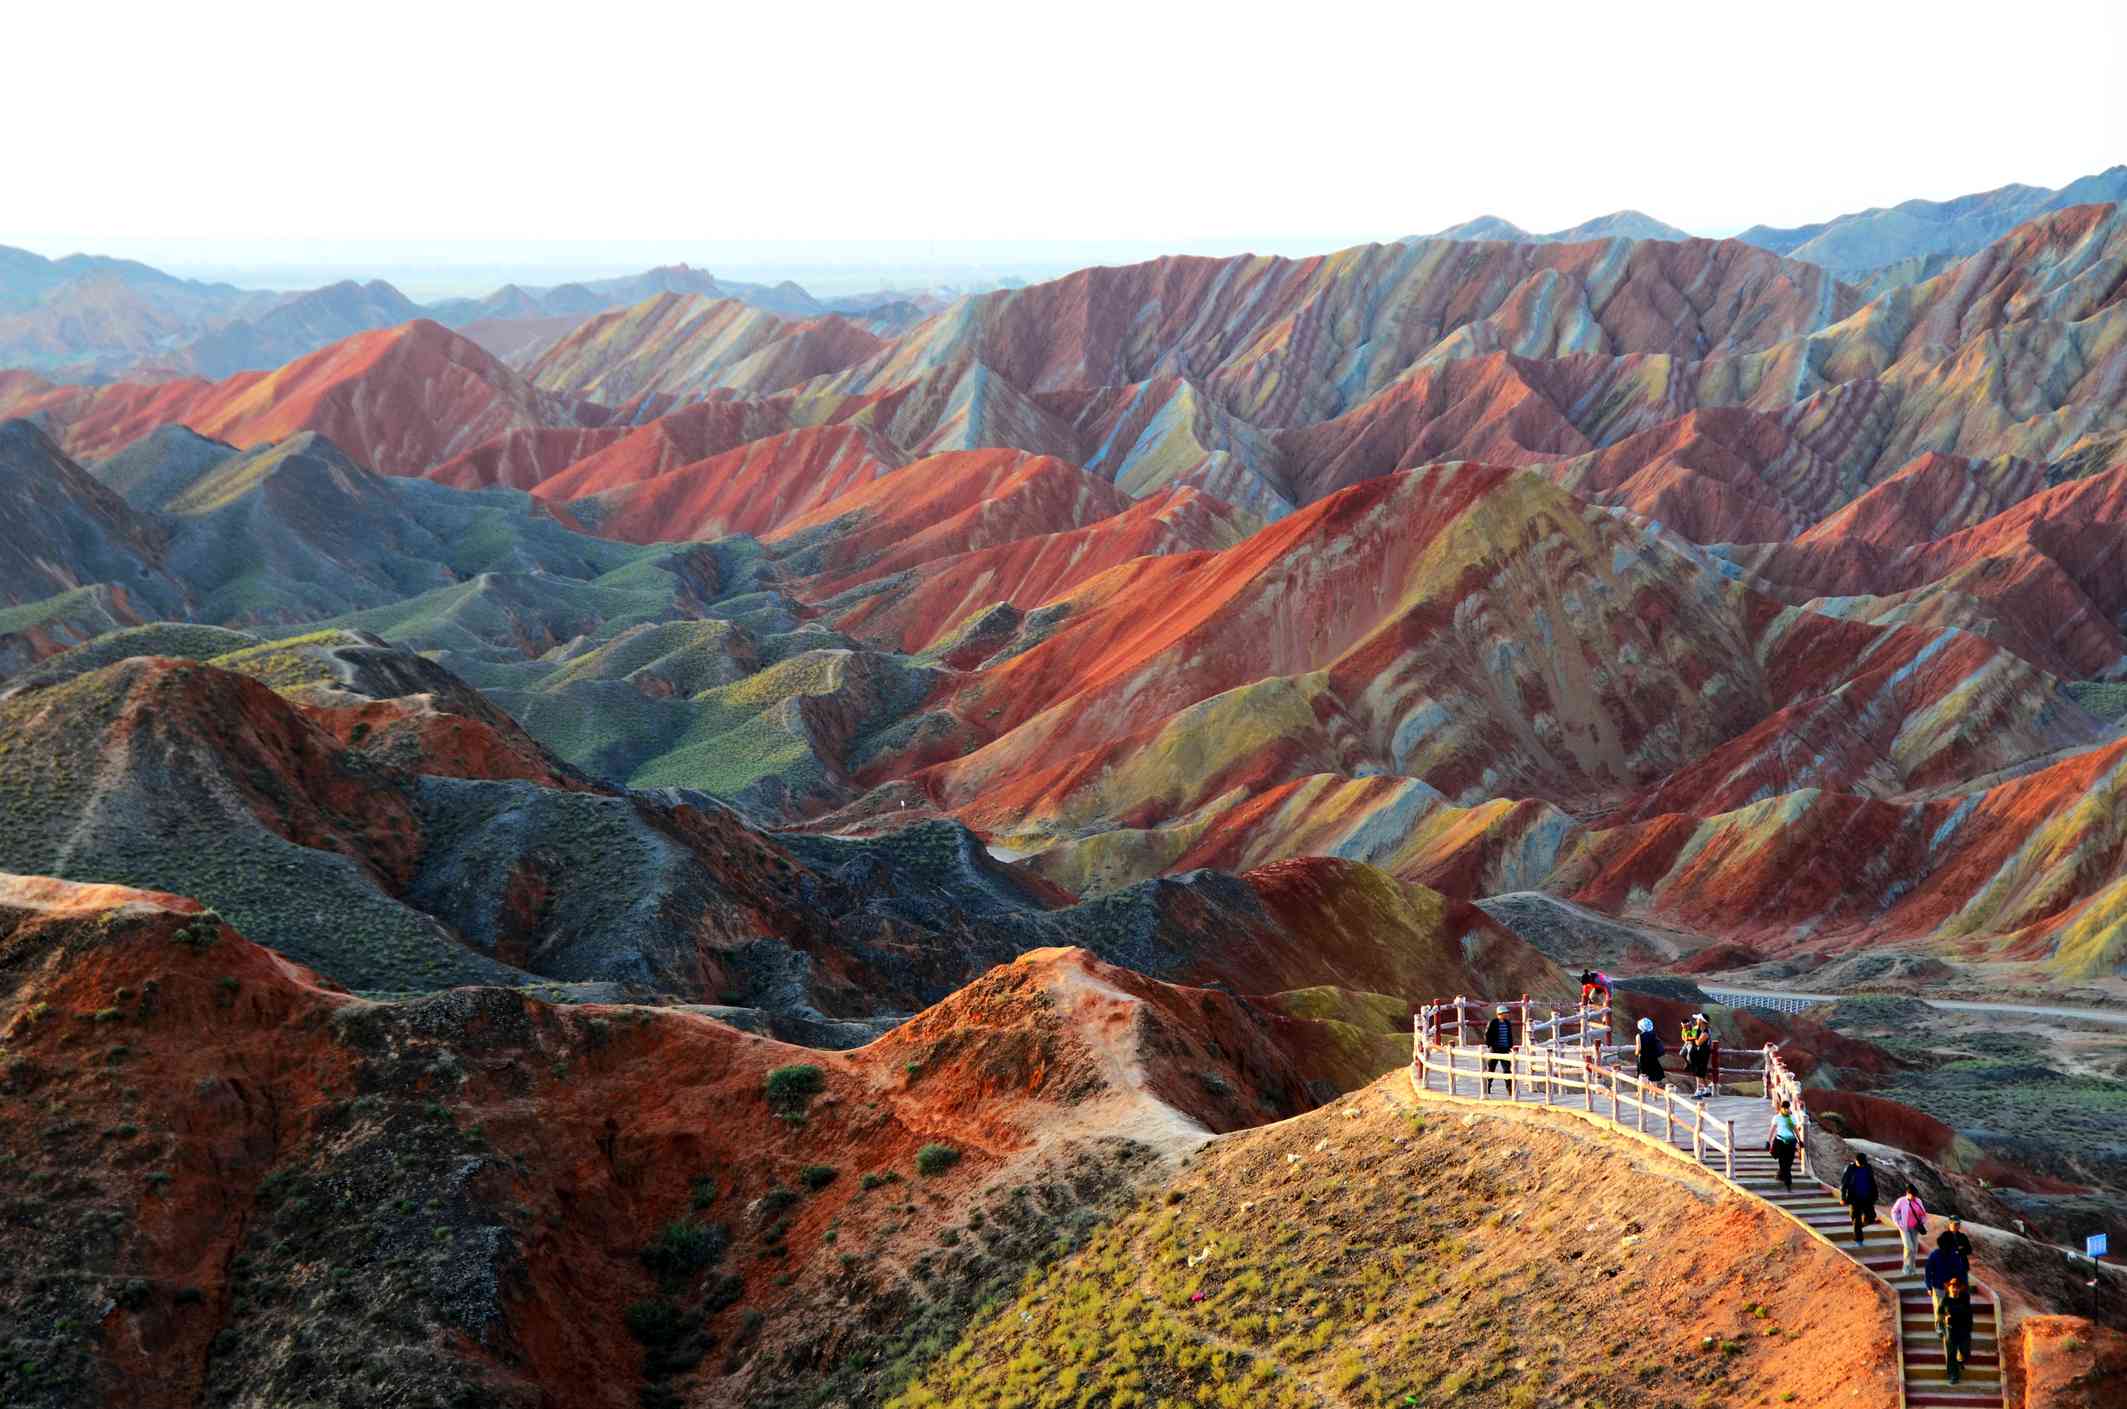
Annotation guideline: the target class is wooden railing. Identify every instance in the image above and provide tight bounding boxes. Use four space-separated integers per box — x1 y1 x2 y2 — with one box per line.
1417 995 1612 1050
1409 996 1817 1185
1410 1037 1743 1178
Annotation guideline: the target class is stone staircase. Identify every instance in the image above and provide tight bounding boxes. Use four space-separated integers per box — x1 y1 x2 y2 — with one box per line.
1415 1043 2004 1409
1735 1152 2002 1408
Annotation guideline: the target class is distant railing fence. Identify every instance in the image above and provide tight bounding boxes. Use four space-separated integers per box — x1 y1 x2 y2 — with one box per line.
1409 1001 1812 1185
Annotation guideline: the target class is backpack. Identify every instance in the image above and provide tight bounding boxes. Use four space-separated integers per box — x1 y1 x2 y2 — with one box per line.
1640 1033 1664 1062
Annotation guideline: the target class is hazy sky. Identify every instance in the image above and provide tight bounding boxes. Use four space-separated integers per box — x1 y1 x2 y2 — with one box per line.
7 0 2124 275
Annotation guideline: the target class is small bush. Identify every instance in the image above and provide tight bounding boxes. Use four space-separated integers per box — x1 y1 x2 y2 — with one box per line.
758 1188 798 1220
915 1144 961 1177
624 1299 687 1348
640 1220 725 1278
690 1176 717 1210
763 1064 824 1117
799 1164 838 1192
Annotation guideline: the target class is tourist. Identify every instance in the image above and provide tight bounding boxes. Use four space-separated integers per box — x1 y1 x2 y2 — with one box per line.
1767 1098 1799 1192
1482 1004 1515 1095
1579 969 1611 1008
1681 1012 1714 1099
1838 1152 1878 1246
1941 1214 1973 1261
1890 1186 1929 1275
1924 1230 1970 1334
1633 1016 1666 1087
1939 1275 1975 1383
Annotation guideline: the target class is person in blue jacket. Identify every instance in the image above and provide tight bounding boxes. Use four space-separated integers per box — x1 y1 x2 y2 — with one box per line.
1482 1005 1515 1095
1838 1152 1878 1246
1924 1229 1971 1335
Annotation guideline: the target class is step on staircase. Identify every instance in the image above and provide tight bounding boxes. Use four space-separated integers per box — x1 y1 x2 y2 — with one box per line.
1729 1148 2001 1407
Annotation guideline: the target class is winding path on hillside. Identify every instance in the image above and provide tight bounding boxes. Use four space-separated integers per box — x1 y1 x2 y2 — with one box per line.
1408 1055 2003 1409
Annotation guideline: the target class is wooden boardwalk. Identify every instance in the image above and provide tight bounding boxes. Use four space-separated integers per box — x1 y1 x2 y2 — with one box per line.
1411 1031 2002 1409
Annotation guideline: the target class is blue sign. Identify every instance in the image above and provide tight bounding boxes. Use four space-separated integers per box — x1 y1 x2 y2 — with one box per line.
2089 1234 2109 1259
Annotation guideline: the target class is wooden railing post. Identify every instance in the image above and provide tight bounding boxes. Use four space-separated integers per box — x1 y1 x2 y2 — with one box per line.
1583 1053 1595 1112
1692 1103 1704 1164
1665 1087 1676 1144
1635 1073 1647 1134
1454 995 1466 1048
1724 1120 1735 1180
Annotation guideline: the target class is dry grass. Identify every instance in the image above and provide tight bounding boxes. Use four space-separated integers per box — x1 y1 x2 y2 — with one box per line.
891 1080 1893 1409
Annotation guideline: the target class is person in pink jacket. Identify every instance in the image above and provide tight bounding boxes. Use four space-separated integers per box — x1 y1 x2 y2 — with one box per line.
1890 1187 1929 1274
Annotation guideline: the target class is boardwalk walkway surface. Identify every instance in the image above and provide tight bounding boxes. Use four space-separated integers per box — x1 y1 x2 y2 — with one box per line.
1410 1029 2003 1409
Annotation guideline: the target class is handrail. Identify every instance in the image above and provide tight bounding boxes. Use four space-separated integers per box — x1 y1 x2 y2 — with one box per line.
1411 1025 1738 1177
1417 995 1612 1050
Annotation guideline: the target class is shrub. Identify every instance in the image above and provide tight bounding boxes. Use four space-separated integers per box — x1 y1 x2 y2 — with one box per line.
799 1164 838 1192
624 1299 687 1348
762 1064 824 1117
690 1176 717 1210
758 1188 798 1220
915 1144 961 1177
639 1220 725 1278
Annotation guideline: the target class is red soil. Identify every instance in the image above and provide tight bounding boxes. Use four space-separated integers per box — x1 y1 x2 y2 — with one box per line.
15 321 584 475
581 424 903 544
0 876 1375 1407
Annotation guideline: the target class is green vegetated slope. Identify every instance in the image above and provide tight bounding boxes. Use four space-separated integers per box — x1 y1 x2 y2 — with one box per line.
892 1077 1893 1409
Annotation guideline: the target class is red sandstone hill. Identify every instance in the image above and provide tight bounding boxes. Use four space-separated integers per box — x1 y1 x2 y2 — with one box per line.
5 321 587 474
0 874 1422 1408
1731 461 2127 679
578 424 905 545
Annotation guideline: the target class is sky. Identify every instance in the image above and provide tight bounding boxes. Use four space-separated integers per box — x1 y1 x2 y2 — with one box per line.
5 0 2124 292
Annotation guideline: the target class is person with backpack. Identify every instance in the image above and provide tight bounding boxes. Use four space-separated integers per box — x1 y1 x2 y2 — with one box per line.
1633 1016 1666 1087
1680 1013 1714 1098
1924 1229 1971 1335
1890 1187 1929 1274
1939 1275 1975 1383
1838 1152 1878 1247
1481 1005 1516 1095
1766 1098 1799 1192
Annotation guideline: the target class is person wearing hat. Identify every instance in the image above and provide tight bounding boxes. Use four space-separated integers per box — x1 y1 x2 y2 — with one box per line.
1481 1004 1516 1095
1632 1016 1666 1086
1680 1012 1714 1098
1940 1215 1973 1262
1925 1228 1971 1335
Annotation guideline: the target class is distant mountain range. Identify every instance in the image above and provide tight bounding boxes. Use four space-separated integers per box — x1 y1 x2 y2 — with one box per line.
1419 210 1694 245
6 193 2127 1003
1412 164 2127 292
0 252 947 381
